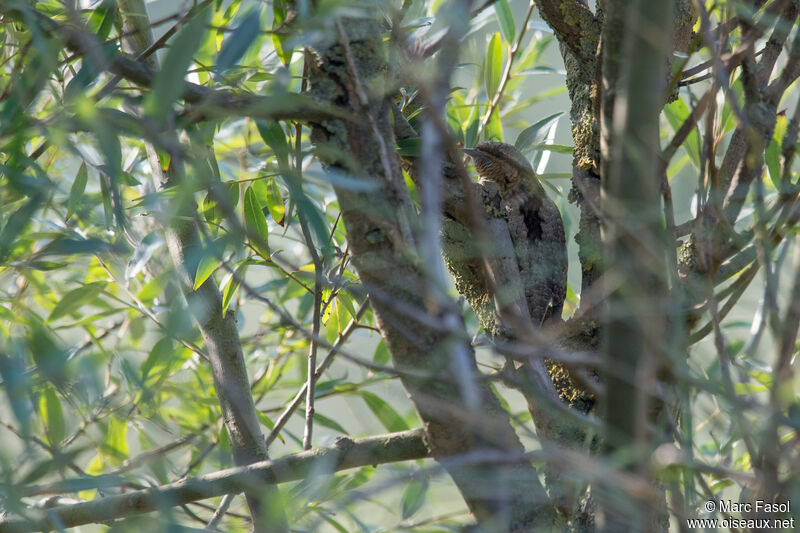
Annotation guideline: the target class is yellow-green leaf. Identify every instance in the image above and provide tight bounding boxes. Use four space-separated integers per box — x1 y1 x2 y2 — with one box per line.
193 252 218 290
264 177 285 225
485 33 504 100
244 186 270 260
40 387 65 446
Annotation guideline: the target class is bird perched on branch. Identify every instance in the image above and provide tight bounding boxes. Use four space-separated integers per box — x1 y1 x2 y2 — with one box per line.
463 141 568 326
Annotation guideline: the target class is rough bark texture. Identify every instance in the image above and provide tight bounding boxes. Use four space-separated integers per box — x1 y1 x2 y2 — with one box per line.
305 17 555 532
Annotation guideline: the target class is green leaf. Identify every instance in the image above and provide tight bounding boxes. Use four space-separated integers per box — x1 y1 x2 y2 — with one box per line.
664 97 701 167
396 137 421 157
0 195 43 264
374 340 390 364
360 391 409 432
140 337 173 381
484 33 504 100
272 0 294 65
401 476 429 519
515 112 563 151
105 417 129 462
66 162 88 220
221 263 246 315
464 104 480 149
485 108 504 141
494 0 515 44
244 186 270 260
48 281 107 322
256 120 290 168
193 252 218 290
40 387 65 446
145 6 210 118
314 412 348 434
215 8 262 77
766 112 788 188
263 177 285 225
531 143 573 154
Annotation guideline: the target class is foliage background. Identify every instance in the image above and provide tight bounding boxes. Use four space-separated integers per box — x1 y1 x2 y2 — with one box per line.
1 0 799 531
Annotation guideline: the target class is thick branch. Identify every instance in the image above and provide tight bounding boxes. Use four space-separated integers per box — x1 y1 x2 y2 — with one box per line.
0 430 429 533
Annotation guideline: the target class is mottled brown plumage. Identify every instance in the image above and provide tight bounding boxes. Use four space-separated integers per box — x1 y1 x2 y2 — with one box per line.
463 141 568 325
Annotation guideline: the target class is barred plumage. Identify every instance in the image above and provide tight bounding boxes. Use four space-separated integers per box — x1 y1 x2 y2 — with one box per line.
463 141 568 325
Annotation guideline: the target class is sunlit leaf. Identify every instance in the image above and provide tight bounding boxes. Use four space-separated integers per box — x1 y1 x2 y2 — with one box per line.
40 387 65 446
244 186 270 260
485 33 504 100
263 177 286 225
221 263 246 315
193 252 218 290
272 0 294 65
145 6 211 118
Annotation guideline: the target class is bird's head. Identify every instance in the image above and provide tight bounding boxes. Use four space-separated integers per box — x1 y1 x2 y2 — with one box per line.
461 141 535 193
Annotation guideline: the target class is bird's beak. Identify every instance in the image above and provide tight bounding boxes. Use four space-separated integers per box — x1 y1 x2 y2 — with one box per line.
461 147 482 159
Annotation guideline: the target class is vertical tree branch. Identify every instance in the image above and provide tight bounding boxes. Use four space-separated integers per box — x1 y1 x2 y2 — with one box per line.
115 5 289 531
601 1 674 531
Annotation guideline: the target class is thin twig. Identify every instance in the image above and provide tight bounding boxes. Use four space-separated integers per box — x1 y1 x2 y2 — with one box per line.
266 301 369 447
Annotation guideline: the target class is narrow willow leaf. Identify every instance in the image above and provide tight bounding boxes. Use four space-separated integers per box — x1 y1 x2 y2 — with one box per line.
221 263 246 315
106 417 129 461
272 0 293 65
40 387 65 446
401 476 429 519
374 340 390 364
215 8 262 76
193 252 218 290
485 109 504 141
360 391 409 432
244 186 270 260
264 177 285 225
48 281 107 321
464 104 480 148
314 413 347 434
494 0 515 44
664 98 700 167
256 120 290 168
396 137 421 157
0 195 42 263
485 33 504 100
766 112 788 188
146 6 210 118
515 112 563 151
